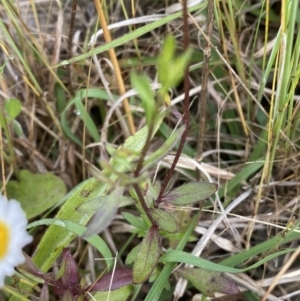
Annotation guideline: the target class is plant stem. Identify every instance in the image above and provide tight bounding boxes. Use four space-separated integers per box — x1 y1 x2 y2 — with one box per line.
155 0 190 205
196 0 214 180
132 183 156 225
66 0 77 93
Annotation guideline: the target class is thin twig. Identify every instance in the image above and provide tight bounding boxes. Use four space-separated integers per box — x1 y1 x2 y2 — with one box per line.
196 0 214 180
132 183 156 225
66 0 77 93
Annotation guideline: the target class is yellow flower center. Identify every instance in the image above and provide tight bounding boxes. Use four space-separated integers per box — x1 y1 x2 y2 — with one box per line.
0 221 10 259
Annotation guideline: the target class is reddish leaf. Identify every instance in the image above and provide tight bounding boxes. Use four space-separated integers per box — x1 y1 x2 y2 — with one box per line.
59 249 79 288
132 225 161 284
89 269 133 291
53 249 81 297
40 282 49 301
176 268 239 297
20 253 53 282
162 182 217 206
21 250 84 299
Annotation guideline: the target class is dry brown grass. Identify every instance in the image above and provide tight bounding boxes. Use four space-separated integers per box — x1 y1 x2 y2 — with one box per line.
1 0 300 300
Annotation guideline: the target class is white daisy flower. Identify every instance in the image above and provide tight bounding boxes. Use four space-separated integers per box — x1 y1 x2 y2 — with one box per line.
0 193 33 287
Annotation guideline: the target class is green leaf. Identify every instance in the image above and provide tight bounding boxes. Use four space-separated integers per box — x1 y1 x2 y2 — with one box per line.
61 220 115 268
125 245 139 265
83 186 124 237
159 249 296 274
172 49 193 85
144 212 201 301
31 119 163 274
55 83 67 114
163 232 197 243
149 208 178 233
74 92 100 142
61 88 117 146
142 126 185 172
130 72 156 125
133 225 161 284
27 218 113 268
142 181 161 207
6 170 66 219
220 225 300 268
12 119 24 137
102 146 138 172
166 210 195 248
122 212 148 231
157 35 176 88
92 285 132 301
162 182 218 206
77 195 135 214
157 35 193 97
176 268 239 297
4 98 22 119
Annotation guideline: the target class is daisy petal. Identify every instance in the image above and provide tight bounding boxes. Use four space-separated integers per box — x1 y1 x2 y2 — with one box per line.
0 194 32 288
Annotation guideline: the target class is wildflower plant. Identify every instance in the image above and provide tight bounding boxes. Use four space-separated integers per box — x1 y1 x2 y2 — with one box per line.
19 34 238 300
0 194 32 287
1 0 300 299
